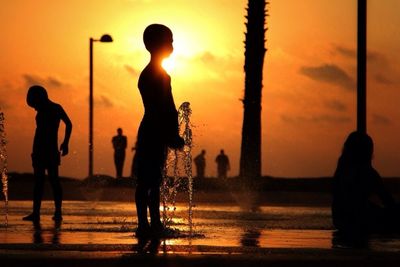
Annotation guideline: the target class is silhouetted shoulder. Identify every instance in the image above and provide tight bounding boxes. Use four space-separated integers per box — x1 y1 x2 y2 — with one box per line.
53 102 70 119
45 101 64 114
138 65 170 90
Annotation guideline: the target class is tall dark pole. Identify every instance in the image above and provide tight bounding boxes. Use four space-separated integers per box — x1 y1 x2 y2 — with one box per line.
89 38 94 178
88 34 112 178
357 0 367 133
239 0 266 180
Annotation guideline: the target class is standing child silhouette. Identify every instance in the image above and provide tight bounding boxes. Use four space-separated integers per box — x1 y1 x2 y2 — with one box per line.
133 24 184 237
23 85 72 222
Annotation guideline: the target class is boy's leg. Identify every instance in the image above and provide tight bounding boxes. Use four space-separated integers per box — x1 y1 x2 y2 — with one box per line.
135 182 150 228
48 166 63 220
149 146 167 232
33 167 46 216
23 167 45 221
149 183 161 228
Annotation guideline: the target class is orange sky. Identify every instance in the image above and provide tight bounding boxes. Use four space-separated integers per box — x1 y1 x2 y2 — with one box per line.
1 0 400 178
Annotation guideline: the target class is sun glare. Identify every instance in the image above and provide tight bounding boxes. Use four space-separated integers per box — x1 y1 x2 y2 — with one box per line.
161 55 177 73
162 57 175 73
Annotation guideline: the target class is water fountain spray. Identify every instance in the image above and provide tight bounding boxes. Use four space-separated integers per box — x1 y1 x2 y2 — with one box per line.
0 110 8 226
161 102 193 235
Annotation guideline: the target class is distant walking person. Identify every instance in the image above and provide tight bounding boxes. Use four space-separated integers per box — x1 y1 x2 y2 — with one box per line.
332 131 400 239
112 128 127 179
23 85 72 222
215 149 230 179
133 24 184 238
194 150 206 179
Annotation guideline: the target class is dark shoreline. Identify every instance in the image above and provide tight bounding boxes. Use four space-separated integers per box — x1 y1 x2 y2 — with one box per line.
2 172 400 206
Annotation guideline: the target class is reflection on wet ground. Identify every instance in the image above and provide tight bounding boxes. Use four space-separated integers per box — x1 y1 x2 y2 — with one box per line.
1 201 400 253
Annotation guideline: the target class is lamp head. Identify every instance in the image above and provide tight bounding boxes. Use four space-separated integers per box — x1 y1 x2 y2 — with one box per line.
100 34 113 42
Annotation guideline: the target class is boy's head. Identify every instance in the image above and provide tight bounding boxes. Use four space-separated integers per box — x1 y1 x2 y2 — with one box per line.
143 24 173 57
342 131 374 163
27 85 48 110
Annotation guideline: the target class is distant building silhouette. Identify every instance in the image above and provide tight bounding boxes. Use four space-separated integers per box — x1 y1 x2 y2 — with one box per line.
112 128 127 179
215 149 230 179
194 149 206 179
23 85 72 222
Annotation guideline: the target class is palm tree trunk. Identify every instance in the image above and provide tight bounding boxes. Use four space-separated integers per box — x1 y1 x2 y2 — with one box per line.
240 0 267 179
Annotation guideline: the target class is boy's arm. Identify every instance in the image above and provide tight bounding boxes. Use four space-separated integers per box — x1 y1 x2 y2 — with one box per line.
371 168 396 207
60 107 72 156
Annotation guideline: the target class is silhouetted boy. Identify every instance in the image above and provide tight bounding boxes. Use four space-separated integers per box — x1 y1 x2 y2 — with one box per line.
332 131 400 241
194 150 206 179
112 128 127 179
23 85 72 222
133 24 184 237
216 149 230 179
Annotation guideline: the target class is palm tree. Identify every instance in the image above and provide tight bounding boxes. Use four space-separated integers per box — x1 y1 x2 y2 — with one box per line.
240 0 268 179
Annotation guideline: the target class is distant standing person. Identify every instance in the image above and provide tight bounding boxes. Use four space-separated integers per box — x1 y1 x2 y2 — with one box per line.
23 85 72 222
112 128 127 179
215 149 230 179
194 150 206 179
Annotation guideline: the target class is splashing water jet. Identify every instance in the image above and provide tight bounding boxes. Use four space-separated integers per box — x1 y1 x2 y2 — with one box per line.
0 110 8 227
162 102 193 236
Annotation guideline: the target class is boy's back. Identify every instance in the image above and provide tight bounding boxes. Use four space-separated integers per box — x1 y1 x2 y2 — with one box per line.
33 101 68 167
138 63 177 143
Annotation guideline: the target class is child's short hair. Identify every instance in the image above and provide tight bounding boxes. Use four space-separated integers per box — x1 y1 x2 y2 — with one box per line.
143 24 172 53
27 85 48 108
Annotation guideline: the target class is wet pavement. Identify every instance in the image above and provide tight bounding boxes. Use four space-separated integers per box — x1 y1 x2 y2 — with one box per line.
1 201 400 266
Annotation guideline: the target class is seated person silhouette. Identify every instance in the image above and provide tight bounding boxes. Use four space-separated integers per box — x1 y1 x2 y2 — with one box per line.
133 24 184 237
332 131 400 239
23 85 72 222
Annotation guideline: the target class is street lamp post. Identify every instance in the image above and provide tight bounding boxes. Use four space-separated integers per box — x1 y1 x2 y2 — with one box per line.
357 0 367 133
89 34 113 178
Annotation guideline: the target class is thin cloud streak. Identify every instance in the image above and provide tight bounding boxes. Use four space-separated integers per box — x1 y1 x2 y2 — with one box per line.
281 114 352 124
299 64 355 90
23 74 64 88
